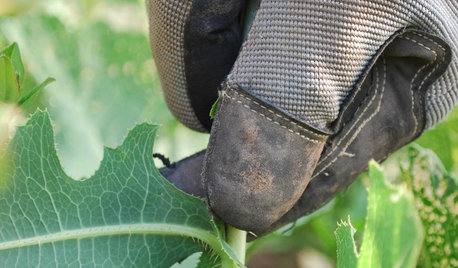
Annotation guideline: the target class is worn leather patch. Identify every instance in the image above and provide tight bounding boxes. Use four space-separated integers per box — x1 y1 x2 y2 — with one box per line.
203 86 328 232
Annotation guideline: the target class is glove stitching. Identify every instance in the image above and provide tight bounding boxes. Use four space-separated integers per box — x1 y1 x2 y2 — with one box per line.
401 34 438 135
403 36 438 86
313 59 386 179
225 91 321 144
379 34 445 162
316 34 444 177
402 33 446 137
228 87 328 139
315 64 382 167
401 34 444 89
412 32 447 52
403 33 445 90
315 32 444 174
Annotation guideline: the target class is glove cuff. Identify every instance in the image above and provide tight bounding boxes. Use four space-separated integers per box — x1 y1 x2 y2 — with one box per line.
202 85 328 232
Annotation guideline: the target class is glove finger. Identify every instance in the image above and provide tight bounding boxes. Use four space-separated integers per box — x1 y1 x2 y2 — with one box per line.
261 30 452 237
204 0 457 234
147 0 246 132
159 151 206 198
158 28 452 237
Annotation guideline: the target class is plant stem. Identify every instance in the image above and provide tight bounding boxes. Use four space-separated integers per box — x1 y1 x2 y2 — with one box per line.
222 0 254 266
226 224 247 265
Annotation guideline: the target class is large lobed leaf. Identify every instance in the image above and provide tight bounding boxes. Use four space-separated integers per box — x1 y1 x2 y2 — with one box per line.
0 111 235 267
335 161 423 268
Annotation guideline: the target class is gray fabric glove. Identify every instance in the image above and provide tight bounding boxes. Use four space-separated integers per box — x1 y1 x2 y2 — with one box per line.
148 0 458 234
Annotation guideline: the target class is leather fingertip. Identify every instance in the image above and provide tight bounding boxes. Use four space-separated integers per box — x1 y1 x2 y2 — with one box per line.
202 86 328 232
159 151 206 198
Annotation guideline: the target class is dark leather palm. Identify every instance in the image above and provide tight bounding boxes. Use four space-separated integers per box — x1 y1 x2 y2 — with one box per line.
159 30 451 235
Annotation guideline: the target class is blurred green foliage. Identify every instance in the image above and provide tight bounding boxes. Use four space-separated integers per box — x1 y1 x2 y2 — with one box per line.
1 1 457 267
0 0 209 179
417 108 458 174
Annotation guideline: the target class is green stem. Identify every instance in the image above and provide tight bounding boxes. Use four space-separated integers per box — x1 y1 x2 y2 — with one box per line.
222 1 254 266
224 224 247 267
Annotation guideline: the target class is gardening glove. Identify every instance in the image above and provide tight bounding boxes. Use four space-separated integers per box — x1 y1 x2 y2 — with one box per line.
147 0 458 234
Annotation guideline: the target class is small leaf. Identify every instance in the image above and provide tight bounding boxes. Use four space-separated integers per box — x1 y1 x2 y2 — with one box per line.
196 250 220 268
0 42 24 88
18 77 55 105
0 55 19 102
209 97 220 119
335 216 358 268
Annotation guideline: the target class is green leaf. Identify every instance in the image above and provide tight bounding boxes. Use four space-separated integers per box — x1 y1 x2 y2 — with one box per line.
196 250 220 268
209 97 220 119
0 55 19 102
336 162 424 268
0 42 24 88
0 43 51 105
0 111 239 267
1 13 182 178
403 145 457 267
17 77 55 105
358 162 424 268
416 108 458 171
335 216 358 268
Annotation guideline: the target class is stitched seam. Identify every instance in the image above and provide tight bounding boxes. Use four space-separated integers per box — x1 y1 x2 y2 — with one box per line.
227 86 328 138
402 33 445 135
317 32 445 169
400 34 444 89
412 32 446 52
230 87 328 138
316 66 380 166
331 31 400 121
418 49 445 90
224 93 320 144
416 48 446 133
402 35 438 87
401 35 437 134
313 58 387 178
338 78 366 121
377 35 446 162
